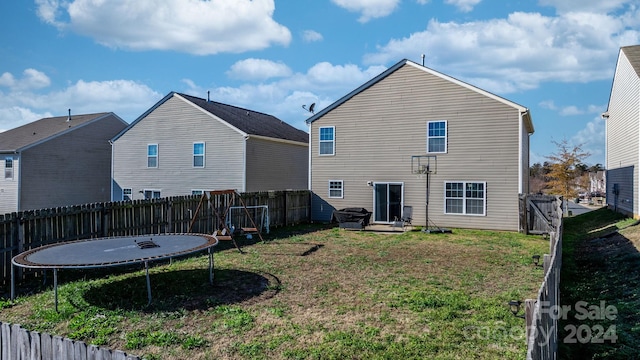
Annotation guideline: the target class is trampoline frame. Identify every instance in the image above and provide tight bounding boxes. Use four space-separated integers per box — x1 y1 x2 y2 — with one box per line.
11 233 219 311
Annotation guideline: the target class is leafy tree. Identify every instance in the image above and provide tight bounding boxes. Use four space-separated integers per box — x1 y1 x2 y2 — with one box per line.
545 139 590 200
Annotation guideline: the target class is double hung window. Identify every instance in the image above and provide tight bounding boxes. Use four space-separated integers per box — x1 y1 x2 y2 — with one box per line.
147 144 158 168
319 127 335 155
427 121 447 153
445 181 485 215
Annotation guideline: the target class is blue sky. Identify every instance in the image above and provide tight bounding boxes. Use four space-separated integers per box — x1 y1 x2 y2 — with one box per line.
1 0 639 166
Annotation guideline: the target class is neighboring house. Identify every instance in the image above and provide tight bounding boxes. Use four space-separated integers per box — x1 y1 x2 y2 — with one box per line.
603 45 640 218
111 92 308 200
306 59 534 232
0 112 128 214
589 171 606 196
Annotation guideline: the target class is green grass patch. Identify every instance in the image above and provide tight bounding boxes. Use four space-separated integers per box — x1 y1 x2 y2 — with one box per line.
2 223 548 359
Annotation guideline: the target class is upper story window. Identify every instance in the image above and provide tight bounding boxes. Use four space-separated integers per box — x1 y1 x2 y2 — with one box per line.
445 181 485 216
4 158 13 179
319 126 335 156
193 142 205 168
427 121 447 153
147 144 158 168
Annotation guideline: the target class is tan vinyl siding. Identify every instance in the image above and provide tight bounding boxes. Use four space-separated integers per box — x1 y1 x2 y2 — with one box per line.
19 115 126 210
606 51 640 217
245 137 308 192
112 96 245 200
311 64 524 231
0 154 19 214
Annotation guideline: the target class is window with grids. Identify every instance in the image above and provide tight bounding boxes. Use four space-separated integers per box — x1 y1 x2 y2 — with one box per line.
4 158 13 179
427 121 447 153
445 181 485 215
147 144 158 168
123 188 132 201
319 126 335 155
328 180 343 198
193 142 205 168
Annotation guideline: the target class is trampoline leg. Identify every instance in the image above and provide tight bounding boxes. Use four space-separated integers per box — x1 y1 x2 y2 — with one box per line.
208 248 214 284
54 268 58 312
145 261 152 305
11 263 15 301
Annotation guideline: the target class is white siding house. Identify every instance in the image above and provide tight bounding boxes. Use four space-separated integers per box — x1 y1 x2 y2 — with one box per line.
306 59 534 231
604 45 640 218
111 92 308 200
0 112 128 214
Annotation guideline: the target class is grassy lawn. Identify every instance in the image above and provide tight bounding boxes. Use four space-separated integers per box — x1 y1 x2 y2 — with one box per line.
2 225 549 360
560 208 640 359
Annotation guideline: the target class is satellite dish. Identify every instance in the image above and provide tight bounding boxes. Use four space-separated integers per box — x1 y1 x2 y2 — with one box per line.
302 103 316 114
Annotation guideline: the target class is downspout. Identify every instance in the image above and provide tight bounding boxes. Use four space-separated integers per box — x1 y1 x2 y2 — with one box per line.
308 124 312 191
109 140 114 201
243 135 249 192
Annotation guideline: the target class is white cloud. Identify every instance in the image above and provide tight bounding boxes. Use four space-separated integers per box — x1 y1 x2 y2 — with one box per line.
331 0 401 23
571 115 605 165
36 0 291 55
0 69 51 91
445 0 482 13
0 72 162 130
227 59 293 81
538 0 629 14
184 61 387 130
302 30 324 42
363 9 640 94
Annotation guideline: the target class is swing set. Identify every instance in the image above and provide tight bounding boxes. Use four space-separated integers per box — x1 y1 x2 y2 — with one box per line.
188 189 265 253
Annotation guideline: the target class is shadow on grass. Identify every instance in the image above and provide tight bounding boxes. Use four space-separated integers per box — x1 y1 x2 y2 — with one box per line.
559 208 640 359
78 268 281 312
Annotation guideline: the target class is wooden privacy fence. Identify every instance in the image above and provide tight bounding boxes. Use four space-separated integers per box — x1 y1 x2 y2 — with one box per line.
0 190 311 289
521 195 563 360
1 322 140 360
520 194 561 235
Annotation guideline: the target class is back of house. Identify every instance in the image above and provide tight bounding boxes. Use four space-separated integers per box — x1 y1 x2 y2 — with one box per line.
111 92 308 201
0 112 128 214
307 59 533 231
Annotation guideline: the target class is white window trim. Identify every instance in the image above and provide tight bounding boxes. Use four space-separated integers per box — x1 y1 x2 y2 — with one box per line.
427 120 447 154
193 142 205 168
319 126 335 156
444 181 486 216
143 189 161 199
328 179 344 198
4 157 13 180
147 144 158 168
122 188 132 201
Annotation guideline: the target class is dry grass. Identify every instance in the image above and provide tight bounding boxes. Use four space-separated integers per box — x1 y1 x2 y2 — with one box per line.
2 224 549 360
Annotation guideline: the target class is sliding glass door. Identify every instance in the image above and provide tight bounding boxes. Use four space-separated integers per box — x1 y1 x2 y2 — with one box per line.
373 183 403 223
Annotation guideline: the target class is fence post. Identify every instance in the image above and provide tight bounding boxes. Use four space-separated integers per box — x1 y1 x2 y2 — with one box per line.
525 299 536 341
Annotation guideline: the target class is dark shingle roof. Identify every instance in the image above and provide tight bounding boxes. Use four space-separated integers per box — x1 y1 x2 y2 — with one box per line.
178 93 308 143
621 45 640 77
0 113 111 152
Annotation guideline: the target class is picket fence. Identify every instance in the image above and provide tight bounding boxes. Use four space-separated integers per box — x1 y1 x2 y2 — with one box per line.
0 190 311 289
0 322 140 360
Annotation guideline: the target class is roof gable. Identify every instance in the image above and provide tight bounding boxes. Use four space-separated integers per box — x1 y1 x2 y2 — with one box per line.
306 59 533 133
0 112 117 152
113 92 308 144
621 45 640 78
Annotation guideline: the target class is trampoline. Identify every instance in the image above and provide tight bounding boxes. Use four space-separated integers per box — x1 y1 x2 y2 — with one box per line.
11 233 219 310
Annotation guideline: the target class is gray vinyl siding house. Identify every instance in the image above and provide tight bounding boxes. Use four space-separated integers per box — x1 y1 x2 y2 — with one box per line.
604 45 640 218
306 59 534 231
111 92 308 200
0 112 128 214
